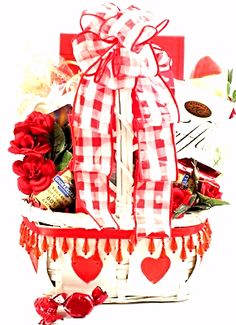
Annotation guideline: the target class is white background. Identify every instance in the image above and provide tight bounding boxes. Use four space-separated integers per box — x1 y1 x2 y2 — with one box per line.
1 0 236 324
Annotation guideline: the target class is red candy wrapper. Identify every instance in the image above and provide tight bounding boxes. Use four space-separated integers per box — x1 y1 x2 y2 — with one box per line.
34 287 108 324
177 158 220 191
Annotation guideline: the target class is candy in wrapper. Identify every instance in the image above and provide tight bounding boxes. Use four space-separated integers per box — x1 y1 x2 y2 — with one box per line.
34 287 108 324
63 293 94 318
49 104 72 127
33 169 75 211
176 158 221 191
176 159 195 191
34 296 63 325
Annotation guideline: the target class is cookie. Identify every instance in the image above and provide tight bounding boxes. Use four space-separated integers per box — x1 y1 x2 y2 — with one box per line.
184 101 212 118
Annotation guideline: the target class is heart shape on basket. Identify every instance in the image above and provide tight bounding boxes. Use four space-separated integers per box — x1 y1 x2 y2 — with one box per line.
141 255 171 284
72 253 103 283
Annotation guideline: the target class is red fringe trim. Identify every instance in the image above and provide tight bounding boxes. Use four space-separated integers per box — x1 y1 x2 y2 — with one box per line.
19 218 212 264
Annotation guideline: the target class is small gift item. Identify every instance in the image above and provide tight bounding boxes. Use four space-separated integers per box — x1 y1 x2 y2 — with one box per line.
34 287 108 324
9 1 230 321
190 56 222 78
172 158 229 219
174 77 233 170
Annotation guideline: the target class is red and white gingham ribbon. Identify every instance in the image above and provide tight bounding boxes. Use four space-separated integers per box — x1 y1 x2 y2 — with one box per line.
71 3 179 235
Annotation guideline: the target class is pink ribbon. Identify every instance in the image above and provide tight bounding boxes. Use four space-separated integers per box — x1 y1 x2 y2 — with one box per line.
71 3 179 235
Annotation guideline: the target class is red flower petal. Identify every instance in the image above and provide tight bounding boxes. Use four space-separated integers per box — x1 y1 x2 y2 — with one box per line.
41 160 56 175
12 160 25 176
17 177 32 195
19 134 35 148
30 126 50 135
30 176 52 194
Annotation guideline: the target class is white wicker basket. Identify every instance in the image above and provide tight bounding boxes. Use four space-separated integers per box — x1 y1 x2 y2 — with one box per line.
13 4 216 313
17 72 213 305
20 200 211 303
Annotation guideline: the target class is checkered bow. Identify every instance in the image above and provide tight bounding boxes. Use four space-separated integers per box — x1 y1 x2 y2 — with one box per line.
71 3 180 235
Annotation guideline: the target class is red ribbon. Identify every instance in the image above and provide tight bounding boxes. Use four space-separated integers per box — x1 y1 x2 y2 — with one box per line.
70 3 180 235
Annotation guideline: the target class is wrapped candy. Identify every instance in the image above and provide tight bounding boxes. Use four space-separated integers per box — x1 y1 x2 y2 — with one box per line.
34 287 108 324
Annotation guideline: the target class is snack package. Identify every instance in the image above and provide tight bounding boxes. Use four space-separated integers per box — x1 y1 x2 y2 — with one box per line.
33 169 75 211
174 78 233 171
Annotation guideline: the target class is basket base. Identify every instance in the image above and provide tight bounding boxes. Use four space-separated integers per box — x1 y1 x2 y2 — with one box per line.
105 294 190 303
20 214 211 303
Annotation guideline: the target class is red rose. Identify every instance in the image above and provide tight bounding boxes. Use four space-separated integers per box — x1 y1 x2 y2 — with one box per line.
8 131 52 155
199 179 222 199
8 112 54 156
12 155 56 195
15 111 54 135
171 187 193 216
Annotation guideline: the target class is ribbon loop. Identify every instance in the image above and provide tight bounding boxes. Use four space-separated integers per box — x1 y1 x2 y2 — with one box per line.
73 4 173 89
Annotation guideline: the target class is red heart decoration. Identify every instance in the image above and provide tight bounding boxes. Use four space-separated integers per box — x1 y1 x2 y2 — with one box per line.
190 56 222 78
72 253 103 283
141 255 171 284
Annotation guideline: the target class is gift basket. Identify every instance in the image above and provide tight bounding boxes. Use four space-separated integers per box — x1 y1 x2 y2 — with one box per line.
9 3 230 323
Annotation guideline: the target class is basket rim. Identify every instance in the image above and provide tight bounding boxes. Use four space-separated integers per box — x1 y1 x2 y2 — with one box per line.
22 214 209 240
20 199 209 232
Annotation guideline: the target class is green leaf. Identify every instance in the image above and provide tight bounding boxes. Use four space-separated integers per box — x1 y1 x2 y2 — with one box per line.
232 90 236 102
197 192 230 207
52 123 66 161
191 160 199 190
227 81 231 97
189 193 198 206
228 69 233 84
172 193 198 219
173 204 191 218
191 203 212 210
63 124 72 151
56 150 73 171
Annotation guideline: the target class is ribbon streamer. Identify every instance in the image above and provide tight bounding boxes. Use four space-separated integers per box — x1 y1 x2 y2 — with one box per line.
70 3 180 235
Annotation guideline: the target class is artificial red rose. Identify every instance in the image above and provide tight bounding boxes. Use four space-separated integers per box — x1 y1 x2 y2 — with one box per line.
15 111 55 135
171 186 193 215
199 179 222 199
12 155 56 195
8 130 52 155
9 112 55 155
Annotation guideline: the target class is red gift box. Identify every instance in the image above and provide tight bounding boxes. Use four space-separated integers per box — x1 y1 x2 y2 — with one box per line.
59 34 185 80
